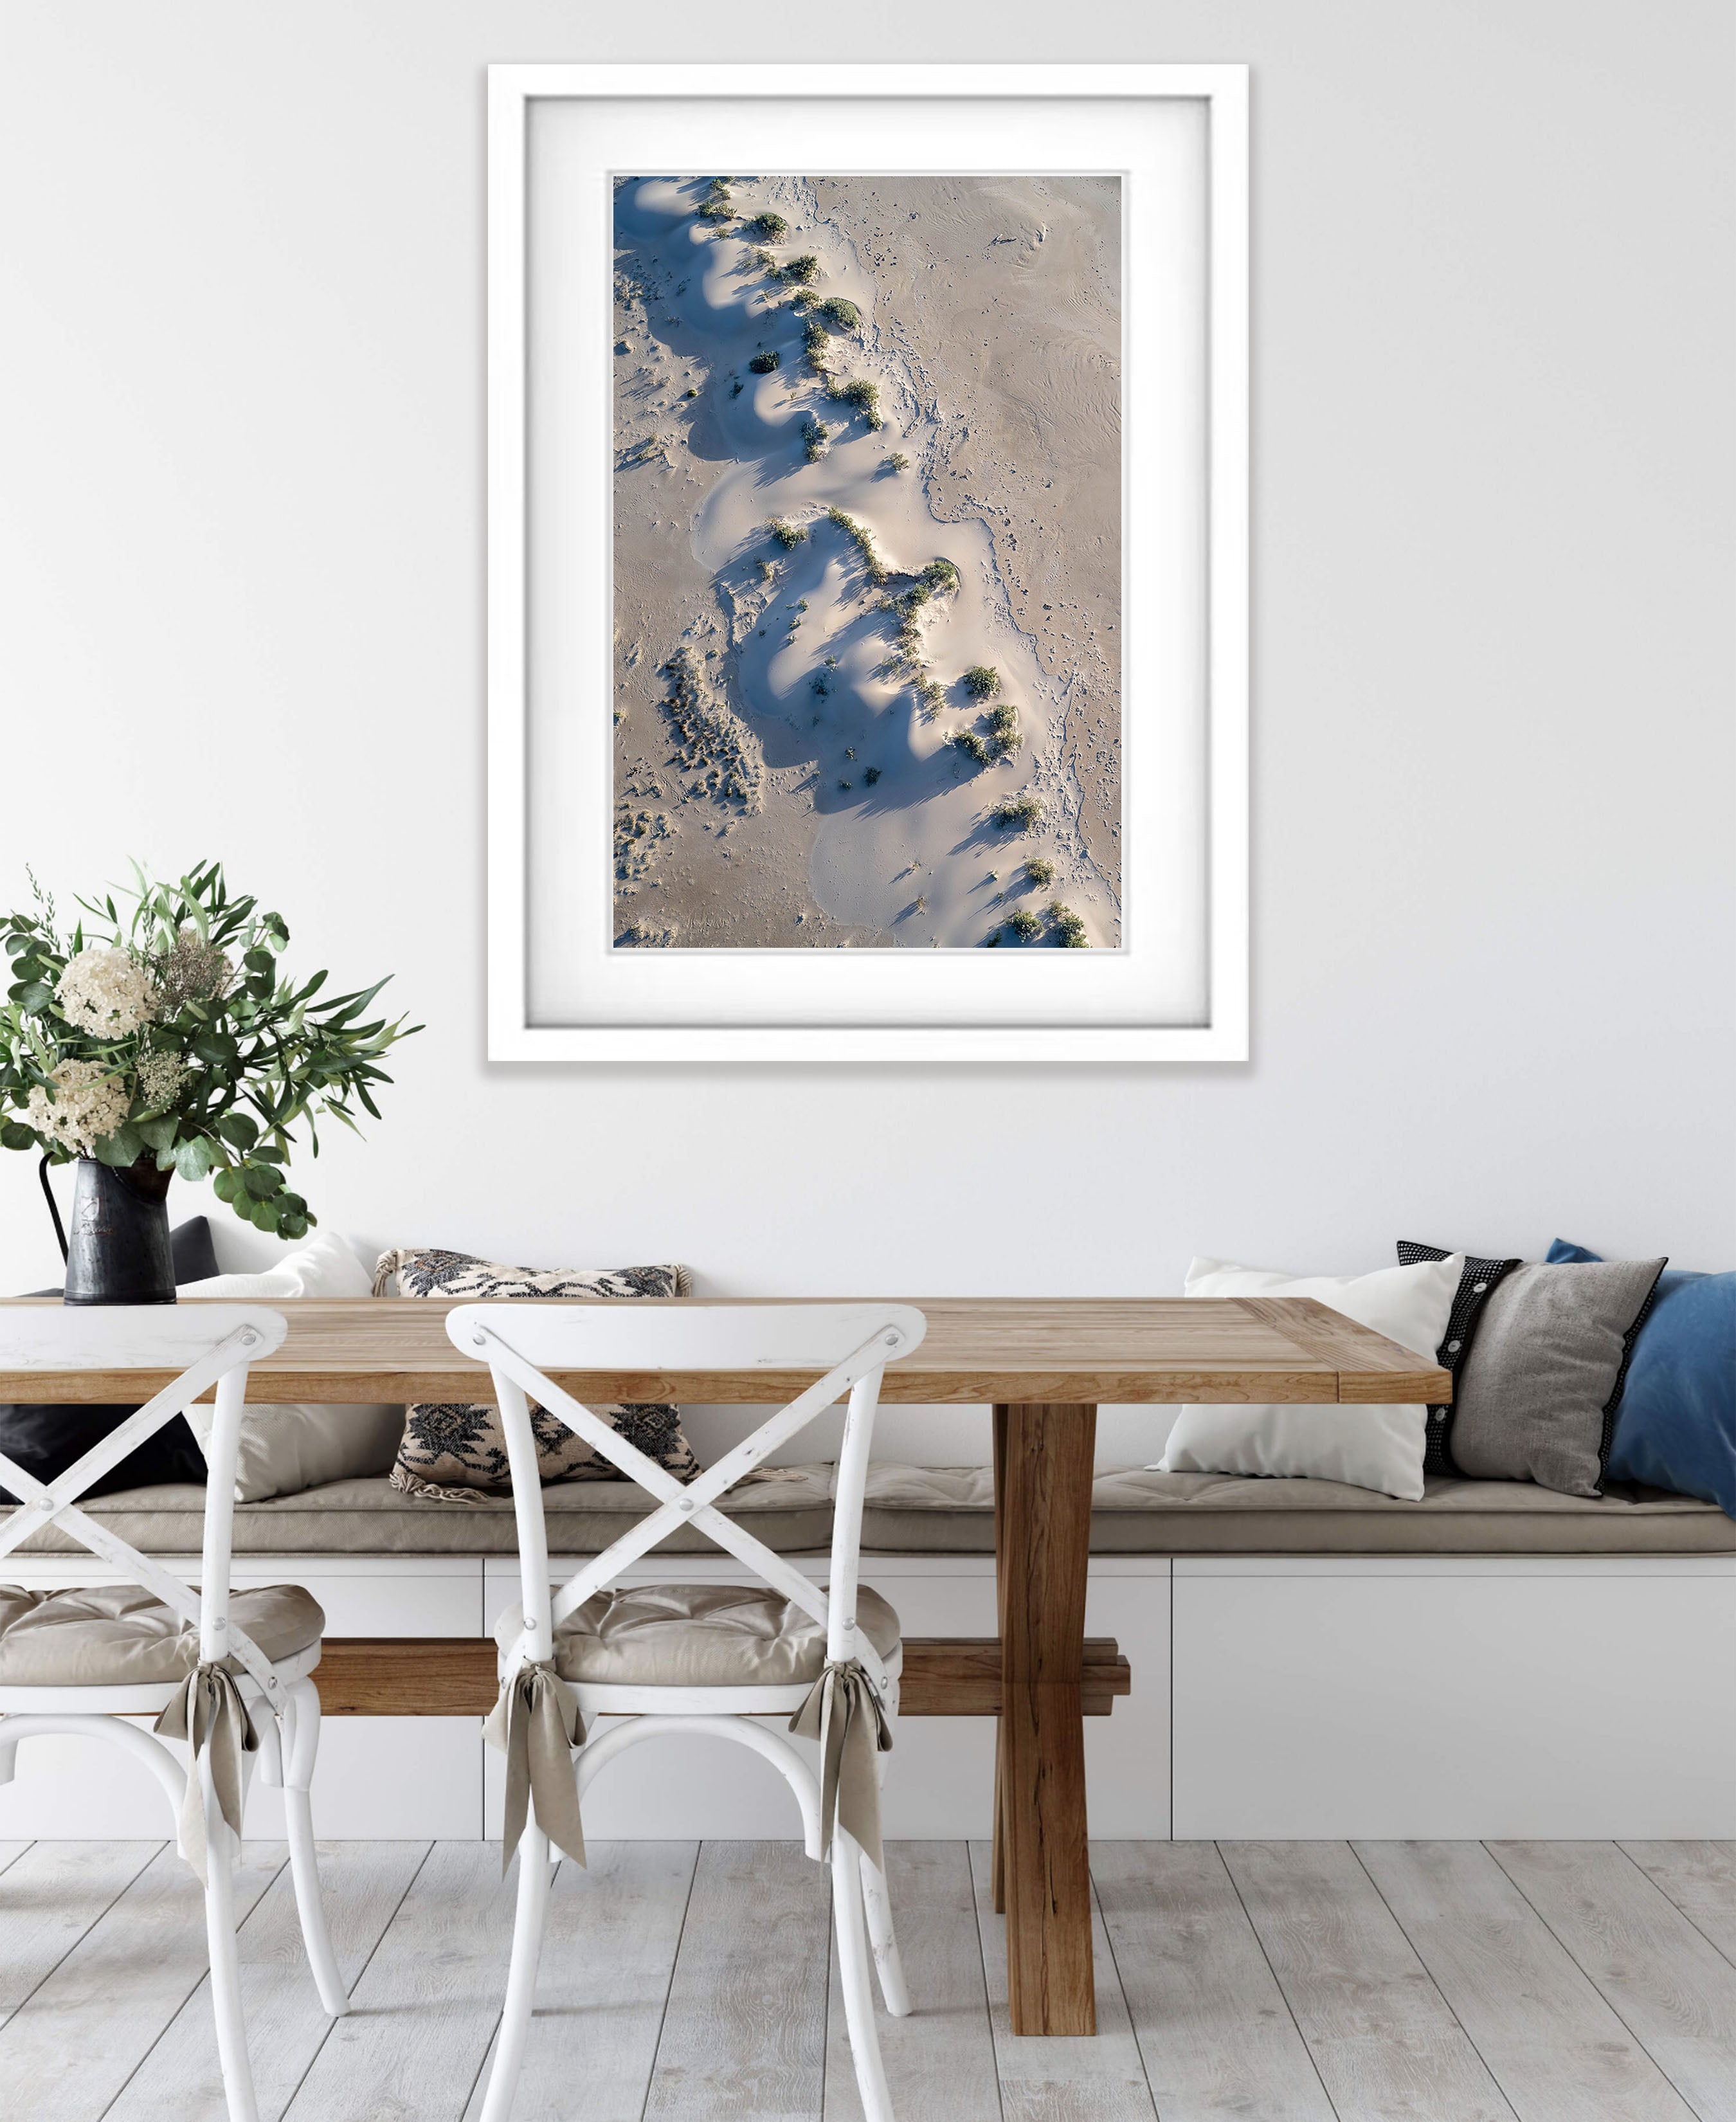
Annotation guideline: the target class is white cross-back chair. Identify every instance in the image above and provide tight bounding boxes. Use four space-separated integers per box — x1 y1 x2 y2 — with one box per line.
448 1300 927 2122
0 1305 348 2122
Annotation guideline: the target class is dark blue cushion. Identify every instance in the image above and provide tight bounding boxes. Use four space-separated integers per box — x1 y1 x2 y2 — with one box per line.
1548 1239 1736 1517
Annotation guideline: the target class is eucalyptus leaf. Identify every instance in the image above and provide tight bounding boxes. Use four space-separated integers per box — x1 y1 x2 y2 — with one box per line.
93 1123 145 1167
136 1114 179 1152
174 1134 219 1181
242 1163 282 1201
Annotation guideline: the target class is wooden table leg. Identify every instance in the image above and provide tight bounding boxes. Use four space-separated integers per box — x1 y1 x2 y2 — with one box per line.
993 1399 1097 2036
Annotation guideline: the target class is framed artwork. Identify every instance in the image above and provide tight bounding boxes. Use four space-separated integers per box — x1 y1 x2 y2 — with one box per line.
488 63 1247 1062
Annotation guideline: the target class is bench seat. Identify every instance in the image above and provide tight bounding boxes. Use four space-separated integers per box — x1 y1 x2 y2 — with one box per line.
17 1462 1733 1557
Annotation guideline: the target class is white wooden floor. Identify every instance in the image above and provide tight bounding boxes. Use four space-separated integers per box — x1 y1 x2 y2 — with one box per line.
3 1838 1735 2121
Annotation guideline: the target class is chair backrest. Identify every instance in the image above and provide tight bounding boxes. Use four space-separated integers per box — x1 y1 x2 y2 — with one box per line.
0 1305 289 1700
446 1301 927 1690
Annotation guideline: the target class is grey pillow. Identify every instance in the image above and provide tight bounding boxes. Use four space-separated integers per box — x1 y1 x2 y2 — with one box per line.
1449 1258 1667 1496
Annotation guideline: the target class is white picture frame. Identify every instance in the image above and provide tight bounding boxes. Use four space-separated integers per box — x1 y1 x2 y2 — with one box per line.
488 62 1248 1063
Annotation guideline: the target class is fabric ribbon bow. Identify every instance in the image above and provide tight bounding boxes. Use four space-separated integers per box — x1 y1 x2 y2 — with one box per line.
789 1658 894 1872
484 1660 587 1872
154 1664 260 1883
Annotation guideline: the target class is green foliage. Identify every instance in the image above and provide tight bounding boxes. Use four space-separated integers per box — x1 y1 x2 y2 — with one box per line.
748 349 780 374
881 451 910 473
921 558 959 594
696 178 734 222
993 795 1044 830
767 517 806 550
817 295 860 331
802 416 829 463
824 507 889 585
948 729 990 765
0 861 417 1238
1025 857 1055 886
782 253 820 285
1007 909 1042 941
1049 903 1089 947
963 664 1002 700
831 377 882 429
746 212 789 240
864 766 882 786
802 317 832 374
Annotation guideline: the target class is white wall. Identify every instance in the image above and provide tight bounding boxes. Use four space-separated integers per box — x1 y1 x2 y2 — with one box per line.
3 3 1731 1345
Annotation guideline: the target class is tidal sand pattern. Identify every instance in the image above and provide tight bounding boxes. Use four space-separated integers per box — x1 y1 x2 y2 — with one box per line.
612 174 1122 949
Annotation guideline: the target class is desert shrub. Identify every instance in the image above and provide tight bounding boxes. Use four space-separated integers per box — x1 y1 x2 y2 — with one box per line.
730 377 744 397
1025 857 1054 886
746 212 788 240
682 387 698 399
802 318 832 374
1049 904 1089 947
783 253 820 285
748 349 780 374
831 377 882 429
993 795 1044 830
696 179 734 222
1008 909 1041 941
921 558 959 594
817 295 861 331
990 702 1019 737
802 417 829 462
767 518 806 549
824 507 889 584
864 766 882 786
949 729 990 765
963 664 1002 700
882 451 910 473
914 675 946 719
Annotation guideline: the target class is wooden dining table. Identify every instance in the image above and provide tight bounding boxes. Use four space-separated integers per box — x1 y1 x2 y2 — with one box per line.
3 1292 1449 2038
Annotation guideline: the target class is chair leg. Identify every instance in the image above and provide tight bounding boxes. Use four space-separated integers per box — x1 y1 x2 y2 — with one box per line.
833 1828 896 2122
280 1680 349 2016
478 1822 553 2122
203 1798 262 2122
859 1848 910 2017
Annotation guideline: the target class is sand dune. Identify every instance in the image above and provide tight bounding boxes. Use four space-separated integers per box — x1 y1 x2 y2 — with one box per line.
612 174 1121 949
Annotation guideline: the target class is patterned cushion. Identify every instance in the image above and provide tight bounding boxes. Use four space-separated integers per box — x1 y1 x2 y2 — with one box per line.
1397 1242 1524 1474
375 1248 700 1502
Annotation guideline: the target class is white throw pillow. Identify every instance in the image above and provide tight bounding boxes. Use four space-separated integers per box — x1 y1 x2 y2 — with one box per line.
179 1229 402 1501
1154 1254 1464 1501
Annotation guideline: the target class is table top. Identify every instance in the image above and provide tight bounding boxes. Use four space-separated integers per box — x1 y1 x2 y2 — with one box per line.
0 1296 1451 1406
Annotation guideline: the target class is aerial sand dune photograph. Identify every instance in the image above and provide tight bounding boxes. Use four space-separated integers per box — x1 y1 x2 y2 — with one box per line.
611 172 1123 951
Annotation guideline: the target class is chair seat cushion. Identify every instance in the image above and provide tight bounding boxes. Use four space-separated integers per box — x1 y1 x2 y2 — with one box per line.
0 1583 325 1688
495 1582 901 1689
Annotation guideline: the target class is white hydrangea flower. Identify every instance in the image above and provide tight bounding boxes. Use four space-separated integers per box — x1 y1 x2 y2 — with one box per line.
55 945 156 1037
24 1059 132 1156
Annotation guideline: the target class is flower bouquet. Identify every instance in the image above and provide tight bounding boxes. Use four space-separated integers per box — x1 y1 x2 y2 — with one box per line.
1 863 416 1282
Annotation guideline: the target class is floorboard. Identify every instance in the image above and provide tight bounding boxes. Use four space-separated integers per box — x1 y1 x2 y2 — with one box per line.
969 1840 1157 2122
0 1840 160 2020
106 1840 431 2122
1357 1839 1695 2122
1490 1840 1736 2122
825 1841 1000 2122
462 1842 698 2122
1094 1840 1334 2122
282 1841 520 2122
0 1841 282 2122
1221 1838 1515 2122
5 1838 1735 2122
1620 1841 1736 1968
643 1839 832 2122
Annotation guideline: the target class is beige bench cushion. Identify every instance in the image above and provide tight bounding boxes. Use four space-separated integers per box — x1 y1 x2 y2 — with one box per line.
15 1462 1732 1560
0 1584 324 1687
17 1464 836 1558
858 1464 1736 1555
496 1582 901 1689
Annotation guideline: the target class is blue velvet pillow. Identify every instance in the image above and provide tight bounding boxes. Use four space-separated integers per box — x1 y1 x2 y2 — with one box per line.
1548 1239 1736 1517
